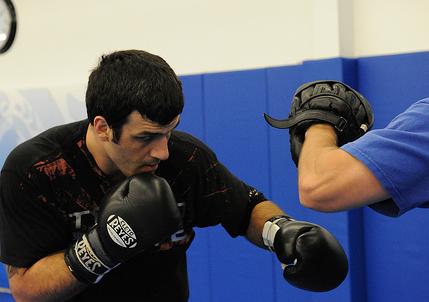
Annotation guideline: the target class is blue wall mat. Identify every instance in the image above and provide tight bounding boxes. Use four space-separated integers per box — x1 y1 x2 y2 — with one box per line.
265 64 304 218
203 69 274 302
179 75 206 140
346 208 366 302
179 75 212 302
339 58 367 302
266 59 356 302
358 51 429 127
0 265 9 288
1 51 429 302
66 93 86 121
0 130 19 168
357 52 429 302
0 294 14 302
19 89 65 129
363 211 429 302
301 58 346 82
0 91 34 167
265 64 312 302
0 265 14 302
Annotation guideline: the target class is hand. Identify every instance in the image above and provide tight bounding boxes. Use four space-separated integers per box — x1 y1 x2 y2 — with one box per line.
263 216 348 292
65 174 183 283
264 80 374 165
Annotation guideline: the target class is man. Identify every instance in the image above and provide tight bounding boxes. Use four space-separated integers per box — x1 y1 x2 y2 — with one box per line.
0 50 348 302
265 80 429 216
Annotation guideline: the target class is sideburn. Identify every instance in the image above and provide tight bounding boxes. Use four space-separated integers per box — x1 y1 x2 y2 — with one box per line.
111 126 122 144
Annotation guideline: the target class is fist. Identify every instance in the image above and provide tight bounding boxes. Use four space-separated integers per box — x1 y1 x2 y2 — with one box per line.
264 217 348 291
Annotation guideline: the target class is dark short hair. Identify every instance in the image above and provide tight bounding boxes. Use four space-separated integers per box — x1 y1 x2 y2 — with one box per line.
86 50 184 131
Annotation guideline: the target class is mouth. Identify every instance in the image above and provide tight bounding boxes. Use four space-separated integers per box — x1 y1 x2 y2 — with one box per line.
142 164 159 173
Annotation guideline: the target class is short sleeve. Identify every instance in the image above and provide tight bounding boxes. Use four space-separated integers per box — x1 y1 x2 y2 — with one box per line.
187 147 265 237
159 132 267 237
341 99 429 216
198 162 266 237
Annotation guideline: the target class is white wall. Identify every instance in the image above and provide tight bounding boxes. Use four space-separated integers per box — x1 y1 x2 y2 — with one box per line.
352 0 429 57
0 0 429 89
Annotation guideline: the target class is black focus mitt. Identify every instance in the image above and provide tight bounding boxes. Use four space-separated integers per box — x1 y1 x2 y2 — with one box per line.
264 80 374 165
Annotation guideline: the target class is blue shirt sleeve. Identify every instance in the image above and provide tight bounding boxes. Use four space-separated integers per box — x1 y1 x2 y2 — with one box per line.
341 98 429 216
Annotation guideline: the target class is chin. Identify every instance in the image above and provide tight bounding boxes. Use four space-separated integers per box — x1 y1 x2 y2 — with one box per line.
142 166 158 173
129 166 155 175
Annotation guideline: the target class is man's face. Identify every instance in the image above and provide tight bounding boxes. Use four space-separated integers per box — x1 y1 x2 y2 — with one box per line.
104 111 180 177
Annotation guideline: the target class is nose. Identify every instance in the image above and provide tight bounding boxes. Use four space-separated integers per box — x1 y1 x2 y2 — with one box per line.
150 135 170 161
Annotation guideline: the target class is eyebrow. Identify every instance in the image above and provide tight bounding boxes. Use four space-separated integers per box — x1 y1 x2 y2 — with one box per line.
135 119 181 137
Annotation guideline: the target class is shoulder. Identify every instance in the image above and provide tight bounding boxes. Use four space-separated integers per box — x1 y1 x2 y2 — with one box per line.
157 131 218 180
386 98 429 130
412 97 429 107
2 120 88 175
169 130 218 161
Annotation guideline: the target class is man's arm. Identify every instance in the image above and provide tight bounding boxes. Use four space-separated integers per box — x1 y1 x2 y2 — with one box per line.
298 124 390 212
7 251 86 302
245 200 285 247
6 174 182 302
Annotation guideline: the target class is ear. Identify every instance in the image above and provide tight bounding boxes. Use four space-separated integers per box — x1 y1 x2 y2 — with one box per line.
93 116 111 142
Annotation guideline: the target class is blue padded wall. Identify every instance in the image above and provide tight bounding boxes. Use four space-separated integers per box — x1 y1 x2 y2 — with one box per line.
357 52 429 302
265 59 356 302
182 58 362 302
0 265 9 288
0 265 13 301
203 69 273 302
178 75 212 302
183 52 429 302
1 51 429 302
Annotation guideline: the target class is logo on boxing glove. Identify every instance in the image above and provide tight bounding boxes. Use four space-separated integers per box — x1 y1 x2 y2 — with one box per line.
106 215 137 248
74 234 109 275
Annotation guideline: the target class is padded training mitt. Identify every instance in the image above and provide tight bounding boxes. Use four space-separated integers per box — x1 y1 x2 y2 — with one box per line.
264 80 374 165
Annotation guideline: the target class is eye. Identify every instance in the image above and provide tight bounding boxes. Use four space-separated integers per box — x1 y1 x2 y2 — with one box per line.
136 135 155 143
134 132 171 143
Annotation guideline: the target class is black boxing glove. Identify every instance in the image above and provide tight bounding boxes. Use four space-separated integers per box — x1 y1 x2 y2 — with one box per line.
262 215 348 292
264 80 374 166
64 174 183 283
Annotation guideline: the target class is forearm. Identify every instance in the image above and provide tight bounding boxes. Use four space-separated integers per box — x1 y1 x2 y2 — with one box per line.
298 124 389 211
8 251 87 302
298 124 355 210
298 124 339 198
245 200 286 248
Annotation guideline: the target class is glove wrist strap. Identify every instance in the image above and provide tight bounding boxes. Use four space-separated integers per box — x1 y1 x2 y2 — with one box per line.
265 109 349 132
262 215 293 252
64 229 119 284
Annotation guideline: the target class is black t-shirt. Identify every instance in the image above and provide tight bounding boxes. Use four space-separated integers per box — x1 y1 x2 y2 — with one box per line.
0 120 266 301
